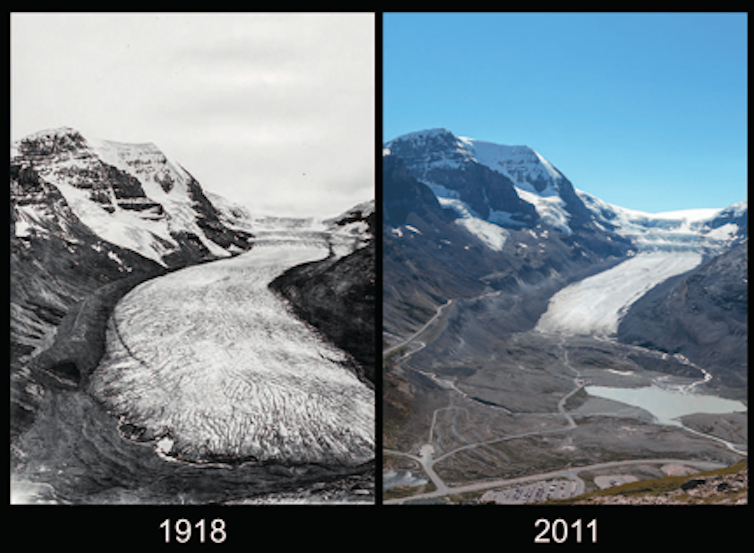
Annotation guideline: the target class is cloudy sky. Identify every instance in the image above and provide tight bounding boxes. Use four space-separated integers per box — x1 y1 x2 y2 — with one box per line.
11 13 374 218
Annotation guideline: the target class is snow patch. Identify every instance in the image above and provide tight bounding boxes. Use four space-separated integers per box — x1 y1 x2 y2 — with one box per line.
516 187 571 234
458 137 564 192
438 197 508 251
424 181 461 200
52 180 175 265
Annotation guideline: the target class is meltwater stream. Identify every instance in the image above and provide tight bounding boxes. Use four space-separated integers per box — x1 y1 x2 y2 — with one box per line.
89 237 374 468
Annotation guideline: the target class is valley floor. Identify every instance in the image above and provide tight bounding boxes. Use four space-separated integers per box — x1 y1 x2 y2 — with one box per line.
383 276 747 505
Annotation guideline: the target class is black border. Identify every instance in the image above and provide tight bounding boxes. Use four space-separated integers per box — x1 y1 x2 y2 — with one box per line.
8 11 751 548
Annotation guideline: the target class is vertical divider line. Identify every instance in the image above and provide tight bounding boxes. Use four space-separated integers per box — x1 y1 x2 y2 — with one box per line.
374 10 385 507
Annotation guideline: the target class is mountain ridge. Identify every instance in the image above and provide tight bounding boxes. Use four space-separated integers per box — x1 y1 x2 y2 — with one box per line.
383 127 746 388
10 126 257 441
12 127 255 267
386 128 746 251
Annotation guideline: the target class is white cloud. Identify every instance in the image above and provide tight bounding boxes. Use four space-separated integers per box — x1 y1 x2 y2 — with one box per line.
11 13 374 218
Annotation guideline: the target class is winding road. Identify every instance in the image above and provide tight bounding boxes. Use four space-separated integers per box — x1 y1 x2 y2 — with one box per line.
383 298 456 357
384 288 745 503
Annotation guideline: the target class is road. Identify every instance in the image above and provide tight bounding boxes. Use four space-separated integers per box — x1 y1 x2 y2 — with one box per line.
384 295 742 504
383 298 455 357
383 458 727 504
385 328 589 495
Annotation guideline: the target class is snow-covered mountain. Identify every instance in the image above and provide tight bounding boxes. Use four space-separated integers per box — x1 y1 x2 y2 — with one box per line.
385 128 746 256
10 127 255 441
383 128 747 369
384 128 594 239
12 127 254 267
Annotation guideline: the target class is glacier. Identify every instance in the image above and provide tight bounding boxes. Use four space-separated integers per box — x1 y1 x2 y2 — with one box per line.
535 251 703 337
89 234 374 467
577 190 745 254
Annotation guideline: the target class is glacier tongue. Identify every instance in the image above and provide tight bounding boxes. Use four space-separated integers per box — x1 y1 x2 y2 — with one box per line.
89 231 374 467
535 251 703 337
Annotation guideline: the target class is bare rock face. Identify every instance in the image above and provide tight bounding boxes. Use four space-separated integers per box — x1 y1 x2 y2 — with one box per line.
269 203 376 386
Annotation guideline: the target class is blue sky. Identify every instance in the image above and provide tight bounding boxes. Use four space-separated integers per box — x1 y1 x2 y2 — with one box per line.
384 13 747 213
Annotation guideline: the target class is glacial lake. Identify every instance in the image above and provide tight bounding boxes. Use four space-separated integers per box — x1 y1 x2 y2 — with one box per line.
585 385 747 427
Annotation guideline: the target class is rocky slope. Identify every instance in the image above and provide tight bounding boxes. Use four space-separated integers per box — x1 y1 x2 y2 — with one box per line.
269 201 376 386
564 461 747 505
12 127 254 266
617 241 748 396
382 148 632 341
10 127 254 440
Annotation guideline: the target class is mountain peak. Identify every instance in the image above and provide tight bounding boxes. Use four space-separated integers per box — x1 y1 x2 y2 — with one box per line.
11 127 254 267
385 129 564 194
15 126 89 156
389 127 456 142
21 126 83 140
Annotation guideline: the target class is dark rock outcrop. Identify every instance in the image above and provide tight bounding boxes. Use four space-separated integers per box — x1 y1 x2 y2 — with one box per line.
269 208 375 387
617 242 748 394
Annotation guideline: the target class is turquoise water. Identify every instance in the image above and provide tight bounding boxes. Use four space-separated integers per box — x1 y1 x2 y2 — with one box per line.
585 385 746 426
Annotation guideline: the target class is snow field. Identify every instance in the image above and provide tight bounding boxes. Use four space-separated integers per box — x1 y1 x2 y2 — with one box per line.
535 252 703 336
90 240 374 466
436 196 509 251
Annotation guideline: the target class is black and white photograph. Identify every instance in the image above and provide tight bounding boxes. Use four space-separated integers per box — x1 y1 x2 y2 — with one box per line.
8 9 750 546
10 12 375 505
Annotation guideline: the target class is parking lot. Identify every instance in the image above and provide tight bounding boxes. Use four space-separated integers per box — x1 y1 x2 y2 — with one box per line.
480 479 577 504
